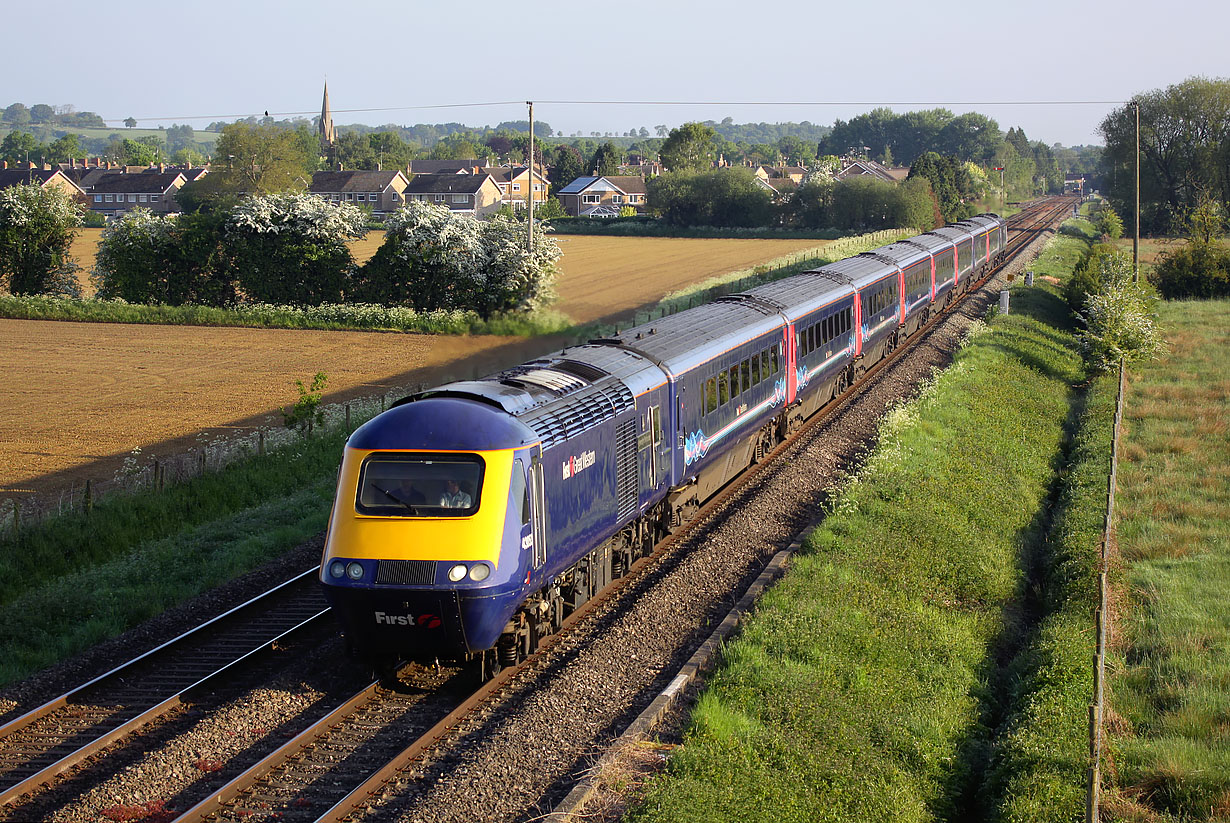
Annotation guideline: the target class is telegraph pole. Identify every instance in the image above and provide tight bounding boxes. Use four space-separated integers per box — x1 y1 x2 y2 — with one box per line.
527 101 535 254
1134 101 1140 282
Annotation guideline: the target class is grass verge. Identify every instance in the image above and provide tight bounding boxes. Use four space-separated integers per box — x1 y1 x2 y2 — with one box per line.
1106 299 1230 820
0 428 347 687
628 226 1105 822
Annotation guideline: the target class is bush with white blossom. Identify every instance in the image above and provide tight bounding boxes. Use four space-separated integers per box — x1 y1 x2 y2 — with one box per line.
355 201 560 316
0 182 84 297
224 192 367 306
1077 252 1165 372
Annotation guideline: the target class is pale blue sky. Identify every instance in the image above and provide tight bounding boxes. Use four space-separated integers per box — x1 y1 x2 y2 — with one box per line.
5 0 1222 147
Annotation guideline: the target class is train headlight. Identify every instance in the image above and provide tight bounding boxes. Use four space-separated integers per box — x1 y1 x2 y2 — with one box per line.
468 563 491 582
448 564 468 582
346 562 364 581
329 560 346 579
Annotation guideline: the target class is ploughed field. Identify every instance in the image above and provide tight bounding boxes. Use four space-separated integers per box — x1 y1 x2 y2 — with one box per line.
1 235 825 498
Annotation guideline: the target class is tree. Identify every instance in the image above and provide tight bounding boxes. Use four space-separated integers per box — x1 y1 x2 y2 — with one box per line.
30 104 54 124
548 144 584 190
121 137 162 166
223 192 367 305
591 141 620 176
3 103 30 126
165 124 196 152
0 183 84 296
1101 76 1230 234
124 116 137 128
91 209 182 303
647 168 773 228
1151 195 1230 299
354 201 561 315
48 133 83 163
193 123 316 197
935 112 1001 162
0 130 46 166
659 123 717 173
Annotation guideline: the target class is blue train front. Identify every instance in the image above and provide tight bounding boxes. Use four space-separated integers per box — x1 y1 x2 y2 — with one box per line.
320 392 541 663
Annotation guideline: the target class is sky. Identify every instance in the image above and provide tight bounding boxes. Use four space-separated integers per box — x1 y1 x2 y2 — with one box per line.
4 0 1224 149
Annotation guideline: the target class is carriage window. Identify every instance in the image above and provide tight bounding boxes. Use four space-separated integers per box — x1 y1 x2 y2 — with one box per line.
796 330 804 357
511 459 529 526
740 359 750 392
705 377 718 414
760 350 769 378
356 453 484 517
729 365 740 397
718 371 730 406
751 353 761 385
771 345 780 374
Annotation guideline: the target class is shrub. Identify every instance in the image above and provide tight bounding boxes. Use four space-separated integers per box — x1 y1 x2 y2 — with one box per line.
1077 252 1165 372
223 192 367 306
1151 241 1230 298
0 182 83 295
354 202 560 316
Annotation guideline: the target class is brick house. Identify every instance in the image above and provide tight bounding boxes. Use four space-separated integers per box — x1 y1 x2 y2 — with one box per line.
483 165 550 210
403 173 503 218
309 170 410 216
0 167 87 202
556 175 648 217
86 172 187 218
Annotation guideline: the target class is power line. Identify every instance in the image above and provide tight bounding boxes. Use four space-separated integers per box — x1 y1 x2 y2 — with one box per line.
109 97 1130 126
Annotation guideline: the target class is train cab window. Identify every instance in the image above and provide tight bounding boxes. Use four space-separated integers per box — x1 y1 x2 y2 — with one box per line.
705 377 718 414
751 353 761 386
356 453 484 517
718 371 730 406
740 359 750 392
511 459 529 526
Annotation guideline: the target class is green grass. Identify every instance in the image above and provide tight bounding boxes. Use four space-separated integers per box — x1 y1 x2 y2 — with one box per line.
628 233 1095 821
0 295 573 337
1107 299 1230 820
0 125 221 147
0 428 348 687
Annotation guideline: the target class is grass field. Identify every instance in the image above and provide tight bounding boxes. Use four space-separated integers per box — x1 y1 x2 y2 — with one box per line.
0 125 220 147
1108 299 1230 819
628 226 1101 822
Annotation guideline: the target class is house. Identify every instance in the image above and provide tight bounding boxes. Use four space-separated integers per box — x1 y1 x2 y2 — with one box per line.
403 173 503 218
0 166 87 202
406 159 488 175
556 176 649 218
309 170 410 216
482 165 550 210
754 176 799 199
86 171 187 218
833 158 908 184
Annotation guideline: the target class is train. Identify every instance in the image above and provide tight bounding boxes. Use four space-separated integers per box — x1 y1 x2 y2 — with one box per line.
319 214 1008 676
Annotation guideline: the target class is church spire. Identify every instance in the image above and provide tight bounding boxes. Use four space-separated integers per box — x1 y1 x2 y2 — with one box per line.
319 81 337 151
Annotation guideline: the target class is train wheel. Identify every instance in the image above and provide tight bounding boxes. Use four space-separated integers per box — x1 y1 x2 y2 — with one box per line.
479 648 502 682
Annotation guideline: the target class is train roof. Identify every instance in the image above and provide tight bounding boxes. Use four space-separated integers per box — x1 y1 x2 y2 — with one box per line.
596 300 784 377
866 241 932 269
742 272 854 322
813 254 899 288
926 225 977 244
900 232 954 253
350 394 539 451
956 214 1002 233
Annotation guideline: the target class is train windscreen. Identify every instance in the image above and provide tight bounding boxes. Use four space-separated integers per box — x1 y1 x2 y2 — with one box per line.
355 453 485 517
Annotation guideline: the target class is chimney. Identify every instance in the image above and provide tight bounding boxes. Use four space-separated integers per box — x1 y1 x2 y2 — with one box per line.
159 163 165 173
1 161 6 169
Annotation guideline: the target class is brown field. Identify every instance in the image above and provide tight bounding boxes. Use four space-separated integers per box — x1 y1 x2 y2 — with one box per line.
4 234 827 498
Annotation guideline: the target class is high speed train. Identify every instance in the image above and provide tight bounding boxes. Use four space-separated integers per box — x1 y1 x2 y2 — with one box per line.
319 214 1008 675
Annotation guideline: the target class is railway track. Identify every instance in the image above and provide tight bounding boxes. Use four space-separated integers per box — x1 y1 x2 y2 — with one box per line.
0 570 330 817
0 197 1077 823
158 197 1081 823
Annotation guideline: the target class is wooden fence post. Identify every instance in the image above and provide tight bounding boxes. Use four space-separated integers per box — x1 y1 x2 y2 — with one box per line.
9 499 18 537
84 480 93 515
258 430 266 456
345 403 352 432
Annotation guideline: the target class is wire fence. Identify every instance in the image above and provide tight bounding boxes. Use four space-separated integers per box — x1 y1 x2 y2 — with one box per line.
1088 356 1127 821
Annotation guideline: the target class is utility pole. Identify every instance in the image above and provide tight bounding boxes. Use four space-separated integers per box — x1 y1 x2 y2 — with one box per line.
1134 101 1140 282
994 166 1005 214
527 101 535 254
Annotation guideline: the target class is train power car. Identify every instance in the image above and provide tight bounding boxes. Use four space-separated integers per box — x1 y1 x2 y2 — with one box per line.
319 214 1008 675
